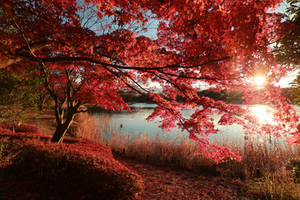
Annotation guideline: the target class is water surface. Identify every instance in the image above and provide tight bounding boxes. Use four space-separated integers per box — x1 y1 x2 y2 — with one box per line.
92 104 300 145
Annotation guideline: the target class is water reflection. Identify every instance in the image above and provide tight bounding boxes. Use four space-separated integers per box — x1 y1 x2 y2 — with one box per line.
249 105 275 125
92 104 300 146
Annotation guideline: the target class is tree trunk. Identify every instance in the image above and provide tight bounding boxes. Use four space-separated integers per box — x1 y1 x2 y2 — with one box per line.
51 115 74 143
38 93 45 110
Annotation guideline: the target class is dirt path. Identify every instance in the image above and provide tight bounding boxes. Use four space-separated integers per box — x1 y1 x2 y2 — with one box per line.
114 155 250 200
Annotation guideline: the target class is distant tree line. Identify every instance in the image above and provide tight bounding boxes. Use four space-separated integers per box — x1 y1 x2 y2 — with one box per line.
120 87 300 105
120 89 244 104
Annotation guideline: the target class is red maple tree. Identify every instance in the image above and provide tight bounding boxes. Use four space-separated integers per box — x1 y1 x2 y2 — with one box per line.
0 0 299 162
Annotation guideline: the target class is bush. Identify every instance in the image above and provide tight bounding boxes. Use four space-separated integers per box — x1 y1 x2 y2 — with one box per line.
290 159 300 183
246 175 300 200
0 138 7 164
0 137 144 200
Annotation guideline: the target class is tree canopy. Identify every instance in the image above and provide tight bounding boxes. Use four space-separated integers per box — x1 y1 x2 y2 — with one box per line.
0 0 299 162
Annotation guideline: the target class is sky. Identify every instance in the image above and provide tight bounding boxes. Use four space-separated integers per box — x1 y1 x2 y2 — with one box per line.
278 70 299 87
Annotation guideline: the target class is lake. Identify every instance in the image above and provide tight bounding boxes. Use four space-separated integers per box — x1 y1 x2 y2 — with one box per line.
92 103 300 146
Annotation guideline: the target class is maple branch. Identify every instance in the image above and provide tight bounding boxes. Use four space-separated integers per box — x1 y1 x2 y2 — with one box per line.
150 71 196 102
0 17 51 69
114 68 151 94
156 69 240 82
0 41 52 69
65 69 72 112
39 62 63 124
37 55 230 70
149 70 243 117
102 65 148 96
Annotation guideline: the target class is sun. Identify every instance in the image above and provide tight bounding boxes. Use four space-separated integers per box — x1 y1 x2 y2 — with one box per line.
254 76 266 87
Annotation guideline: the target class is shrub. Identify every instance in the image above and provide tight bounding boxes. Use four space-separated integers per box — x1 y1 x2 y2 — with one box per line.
0 137 144 200
216 136 297 180
290 159 300 183
0 138 7 164
245 174 300 200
